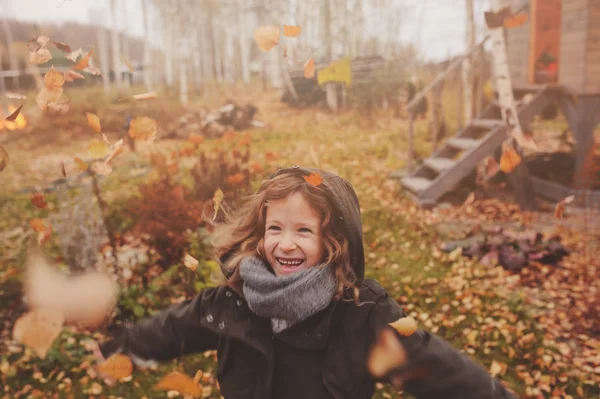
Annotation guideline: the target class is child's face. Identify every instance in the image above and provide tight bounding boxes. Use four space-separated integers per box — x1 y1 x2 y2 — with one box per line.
264 192 324 276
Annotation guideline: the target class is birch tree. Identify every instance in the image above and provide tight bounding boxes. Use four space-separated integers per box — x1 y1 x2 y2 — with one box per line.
109 0 122 89
1 14 19 89
141 0 153 91
462 0 475 121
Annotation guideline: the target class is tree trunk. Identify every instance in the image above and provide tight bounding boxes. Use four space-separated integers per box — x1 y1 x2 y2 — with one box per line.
324 0 338 110
164 24 175 88
179 59 188 105
462 0 475 122
141 0 153 91
121 1 131 89
237 0 251 85
1 16 19 89
93 9 111 93
109 0 122 89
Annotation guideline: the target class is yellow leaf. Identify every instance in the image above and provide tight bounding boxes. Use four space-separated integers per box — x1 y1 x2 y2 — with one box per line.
97 354 133 381
390 316 418 336
36 87 63 110
44 66 65 90
29 49 52 65
303 57 315 79
183 253 199 271
154 371 202 396
12 309 64 359
490 360 506 377
132 91 158 100
86 113 101 133
63 70 85 83
367 328 407 378
74 157 89 171
283 25 301 37
87 139 110 159
128 116 158 144
212 188 224 221
554 195 575 219
121 56 134 73
499 143 521 173
253 25 280 52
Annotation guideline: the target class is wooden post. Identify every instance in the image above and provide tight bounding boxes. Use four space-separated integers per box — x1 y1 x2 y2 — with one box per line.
477 47 484 116
408 110 415 171
457 69 463 129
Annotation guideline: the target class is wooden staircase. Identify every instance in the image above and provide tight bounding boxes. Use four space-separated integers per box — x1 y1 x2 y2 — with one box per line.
398 87 556 207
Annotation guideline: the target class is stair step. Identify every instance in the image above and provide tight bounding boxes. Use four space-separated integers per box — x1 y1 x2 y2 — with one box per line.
447 137 481 150
470 118 504 130
401 177 433 194
424 157 457 173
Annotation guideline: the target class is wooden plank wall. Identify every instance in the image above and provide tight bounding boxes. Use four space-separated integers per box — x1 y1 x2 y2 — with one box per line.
560 0 588 93
586 0 600 93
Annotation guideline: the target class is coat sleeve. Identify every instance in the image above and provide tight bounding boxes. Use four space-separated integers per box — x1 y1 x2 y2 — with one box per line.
99 288 219 364
368 285 517 399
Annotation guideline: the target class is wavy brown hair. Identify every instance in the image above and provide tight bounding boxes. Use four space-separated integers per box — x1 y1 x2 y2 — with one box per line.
211 171 359 300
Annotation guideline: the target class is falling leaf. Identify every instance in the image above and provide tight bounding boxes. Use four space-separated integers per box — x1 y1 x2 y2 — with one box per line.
36 87 63 110
188 134 204 146
132 91 157 100
5 104 24 122
254 25 280 52
128 116 158 144
31 192 48 209
92 162 112 176
554 195 575 219
30 219 47 232
154 371 202 396
66 48 84 63
303 172 323 187
303 57 315 79
0 145 8 172
499 144 521 173
101 133 112 147
121 56 134 73
183 254 199 271
390 316 418 336
27 35 49 53
283 25 301 37
72 47 94 70
226 173 245 186
88 139 110 159
503 13 528 29
29 49 52 65
74 157 89 171
60 160 66 177
52 40 71 53
106 144 124 165
82 65 102 76
97 354 133 381
86 113 101 133
43 66 65 90
63 70 84 82
12 309 64 359
6 91 27 100
367 328 407 378
212 188 224 221
46 101 70 115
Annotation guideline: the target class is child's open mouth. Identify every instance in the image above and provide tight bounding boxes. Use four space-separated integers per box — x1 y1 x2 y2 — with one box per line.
276 257 305 270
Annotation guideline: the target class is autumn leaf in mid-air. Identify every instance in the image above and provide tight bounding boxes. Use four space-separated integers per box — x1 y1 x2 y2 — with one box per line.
52 40 72 53
92 162 112 176
63 70 84 82
304 57 315 79
154 371 202 396
5 104 24 122
31 192 48 209
66 48 84 63
132 91 158 100
554 195 575 219
97 354 133 381
303 172 323 187
121 56 134 73
74 157 89 171
29 49 52 65
128 116 158 144
6 92 27 100
72 47 94 71
367 328 407 378
499 143 521 173
88 139 110 159
212 188 224 221
44 66 65 90
86 112 101 133
0 145 8 172
13 308 64 359
183 253 199 271
389 316 417 336
254 25 280 52
283 25 301 37
36 87 63 110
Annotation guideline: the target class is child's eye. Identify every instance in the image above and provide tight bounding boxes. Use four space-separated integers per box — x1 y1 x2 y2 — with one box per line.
268 226 281 231
299 227 312 233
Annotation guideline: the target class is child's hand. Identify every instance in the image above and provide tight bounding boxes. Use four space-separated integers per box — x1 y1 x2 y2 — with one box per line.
367 327 408 379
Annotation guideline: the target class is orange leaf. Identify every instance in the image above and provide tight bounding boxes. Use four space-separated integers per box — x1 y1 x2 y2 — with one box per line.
554 195 575 219
188 134 204 146
31 192 48 209
226 173 245 186
367 328 407 378
52 40 71 53
265 151 279 162
72 47 93 71
303 57 315 79
154 371 202 396
128 116 158 144
121 56 134 73
97 354 133 381
63 70 85 82
12 309 64 359
60 160 66 177
503 13 528 29
303 172 323 187
74 157 89 171
30 219 47 232
499 144 521 173
283 25 302 37
389 316 418 336
251 162 263 173
5 104 24 122
253 25 280 52
44 66 65 91
86 112 101 133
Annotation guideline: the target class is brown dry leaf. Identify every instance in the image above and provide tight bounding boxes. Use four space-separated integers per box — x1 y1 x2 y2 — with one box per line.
29 49 52 65
128 116 158 144
303 57 315 79
121 56 134 73
0 144 8 172
82 65 102 76
13 309 64 359
30 219 47 232
489 360 507 377
188 134 204 146
97 354 133 381
66 48 84 63
52 40 71 53
132 91 158 100
72 47 94 71
63 70 84 82
36 87 63 110
31 192 48 209
92 162 112 176
5 104 24 122
154 371 202 396
367 328 407 378
88 139 110 159
106 142 124 164
6 91 27 100
554 195 575 219
283 25 301 37
183 253 199 272
389 316 418 336
254 25 280 52
27 36 48 53
499 144 521 173
74 157 89 171
212 188 224 221
44 66 65 90
60 160 66 177
86 113 101 133
226 173 245 186
303 172 323 187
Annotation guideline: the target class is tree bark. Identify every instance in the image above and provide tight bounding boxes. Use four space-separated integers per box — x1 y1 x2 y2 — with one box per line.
109 0 122 89
462 0 475 122
141 0 153 91
1 15 19 89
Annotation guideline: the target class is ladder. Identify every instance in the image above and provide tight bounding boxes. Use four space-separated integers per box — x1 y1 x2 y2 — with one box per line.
398 87 555 207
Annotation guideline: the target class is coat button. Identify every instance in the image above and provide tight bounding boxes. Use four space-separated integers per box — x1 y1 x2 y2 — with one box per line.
218 321 225 330
236 299 243 307
206 314 214 323
225 291 232 298
316 333 323 340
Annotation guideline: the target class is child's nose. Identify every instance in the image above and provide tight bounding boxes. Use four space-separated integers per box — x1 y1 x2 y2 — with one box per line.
279 234 297 251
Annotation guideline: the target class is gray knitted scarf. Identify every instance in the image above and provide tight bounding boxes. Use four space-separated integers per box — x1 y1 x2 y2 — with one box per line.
239 256 337 333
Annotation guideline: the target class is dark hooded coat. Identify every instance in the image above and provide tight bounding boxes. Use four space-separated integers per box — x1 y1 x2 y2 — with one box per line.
100 167 516 399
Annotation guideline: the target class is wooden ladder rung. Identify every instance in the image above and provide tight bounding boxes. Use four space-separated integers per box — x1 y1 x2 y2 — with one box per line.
401 177 433 194
424 157 457 173
447 137 481 150
470 118 504 130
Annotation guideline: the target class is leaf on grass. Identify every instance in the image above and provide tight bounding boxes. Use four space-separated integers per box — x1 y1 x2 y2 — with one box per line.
499 144 521 173
183 253 199 271
389 316 418 336
92 162 112 176
5 104 24 122
212 188 224 221
554 195 575 219
128 116 158 144
121 56 134 73
188 134 204 146
132 91 157 100
86 112 101 133
52 40 71 53
88 139 110 159
30 219 47 232
6 92 27 100
97 354 133 381
254 25 280 52
489 360 507 377
367 328 407 378
226 173 245 186
283 25 301 37
74 157 89 171
44 66 65 90
29 49 52 65
303 172 323 187
13 309 64 359
0 144 8 172
63 70 84 82
31 192 48 209
303 57 315 79
154 371 202 396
